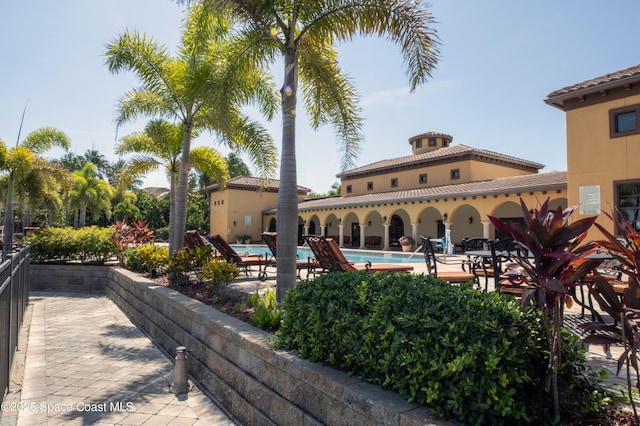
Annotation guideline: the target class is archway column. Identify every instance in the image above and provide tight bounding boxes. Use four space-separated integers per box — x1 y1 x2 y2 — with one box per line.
411 222 419 246
359 224 367 249
444 222 454 255
383 224 390 250
482 221 491 239
304 225 309 236
320 225 327 237
338 224 345 247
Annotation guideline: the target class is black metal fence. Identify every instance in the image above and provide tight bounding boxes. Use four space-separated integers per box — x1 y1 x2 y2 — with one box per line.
0 246 30 404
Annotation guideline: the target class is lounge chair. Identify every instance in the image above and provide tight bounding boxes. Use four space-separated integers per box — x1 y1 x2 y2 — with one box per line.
261 232 319 278
206 234 270 281
305 235 414 273
420 237 477 285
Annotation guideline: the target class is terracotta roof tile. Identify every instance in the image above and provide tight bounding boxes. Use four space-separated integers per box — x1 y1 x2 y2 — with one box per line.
336 144 543 178
207 176 310 193
287 171 566 211
547 63 640 98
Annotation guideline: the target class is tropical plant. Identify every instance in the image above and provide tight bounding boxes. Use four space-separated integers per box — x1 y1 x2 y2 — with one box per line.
583 210 640 422
184 0 441 301
488 197 602 421
0 121 71 258
105 3 279 256
68 163 115 228
116 120 228 238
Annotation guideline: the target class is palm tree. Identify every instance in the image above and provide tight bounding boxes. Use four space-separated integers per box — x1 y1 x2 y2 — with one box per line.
17 158 73 228
0 127 71 258
105 3 279 255
116 119 229 234
69 163 115 228
185 0 441 300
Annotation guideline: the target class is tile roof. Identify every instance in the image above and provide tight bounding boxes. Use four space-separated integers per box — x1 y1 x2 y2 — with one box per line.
283 171 567 212
336 144 543 178
547 63 640 99
207 176 310 194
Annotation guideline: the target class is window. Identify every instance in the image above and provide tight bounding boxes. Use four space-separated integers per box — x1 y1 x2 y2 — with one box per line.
367 182 374 191
617 181 640 232
451 169 460 180
442 139 449 147
419 174 427 184
610 104 640 137
428 138 437 147
346 185 352 193
415 140 422 148
390 178 398 187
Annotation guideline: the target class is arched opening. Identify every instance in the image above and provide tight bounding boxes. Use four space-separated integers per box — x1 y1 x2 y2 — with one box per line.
268 218 276 232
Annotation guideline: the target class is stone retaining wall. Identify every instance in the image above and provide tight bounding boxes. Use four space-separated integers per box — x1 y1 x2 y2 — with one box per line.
30 265 455 425
30 264 110 293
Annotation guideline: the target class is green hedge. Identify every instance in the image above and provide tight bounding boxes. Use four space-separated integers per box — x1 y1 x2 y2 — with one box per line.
276 272 608 425
28 227 118 264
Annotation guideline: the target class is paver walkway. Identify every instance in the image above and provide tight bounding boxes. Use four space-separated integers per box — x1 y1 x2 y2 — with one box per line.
0 292 236 426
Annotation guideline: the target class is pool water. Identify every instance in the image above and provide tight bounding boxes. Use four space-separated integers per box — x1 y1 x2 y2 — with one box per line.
231 244 424 264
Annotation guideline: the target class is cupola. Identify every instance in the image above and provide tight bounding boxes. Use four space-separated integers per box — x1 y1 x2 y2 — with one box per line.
408 132 453 155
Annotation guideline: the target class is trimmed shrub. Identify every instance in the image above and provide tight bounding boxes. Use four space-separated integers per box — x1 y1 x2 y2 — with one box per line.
276 271 609 425
28 226 117 264
124 244 168 274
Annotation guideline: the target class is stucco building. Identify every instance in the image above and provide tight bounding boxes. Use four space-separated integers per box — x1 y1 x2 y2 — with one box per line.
209 63 640 250
546 63 640 237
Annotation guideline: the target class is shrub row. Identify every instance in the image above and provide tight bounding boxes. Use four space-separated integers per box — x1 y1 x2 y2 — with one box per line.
276 272 608 425
28 226 118 264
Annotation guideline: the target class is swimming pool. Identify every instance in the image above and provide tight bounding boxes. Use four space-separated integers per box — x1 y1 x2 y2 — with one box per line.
231 244 424 264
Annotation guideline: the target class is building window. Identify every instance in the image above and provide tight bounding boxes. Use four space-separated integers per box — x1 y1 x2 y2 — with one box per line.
415 140 422 148
367 182 374 191
346 185 352 194
610 104 640 137
390 178 398 187
451 169 460 180
419 174 427 184
442 139 449 147
428 138 436 147
617 180 640 232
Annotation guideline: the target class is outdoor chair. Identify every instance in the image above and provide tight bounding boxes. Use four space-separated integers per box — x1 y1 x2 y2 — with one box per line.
261 232 319 278
420 237 477 285
207 234 270 281
184 230 217 252
489 239 532 297
462 237 494 291
305 235 413 273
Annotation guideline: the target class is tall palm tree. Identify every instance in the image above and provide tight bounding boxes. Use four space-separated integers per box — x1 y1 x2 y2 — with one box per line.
185 0 440 300
105 3 279 255
116 119 229 233
0 127 71 257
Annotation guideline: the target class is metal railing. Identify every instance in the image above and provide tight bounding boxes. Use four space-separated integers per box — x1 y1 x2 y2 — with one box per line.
0 246 30 404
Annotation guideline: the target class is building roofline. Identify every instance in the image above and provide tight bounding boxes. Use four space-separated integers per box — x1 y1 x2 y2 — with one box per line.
263 171 567 213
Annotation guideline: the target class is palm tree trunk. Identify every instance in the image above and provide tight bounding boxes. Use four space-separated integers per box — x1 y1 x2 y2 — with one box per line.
169 120 193 256
276 46 299 303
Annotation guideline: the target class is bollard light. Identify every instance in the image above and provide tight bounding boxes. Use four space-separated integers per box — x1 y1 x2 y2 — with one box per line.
171 346 189 395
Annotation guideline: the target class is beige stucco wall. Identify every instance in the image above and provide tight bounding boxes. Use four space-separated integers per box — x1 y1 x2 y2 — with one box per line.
296 190 567 247
341 159 535 197
210 189 279 243
565 92 640 237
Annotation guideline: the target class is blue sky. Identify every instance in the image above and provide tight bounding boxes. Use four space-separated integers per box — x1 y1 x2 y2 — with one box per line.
2 1 640 193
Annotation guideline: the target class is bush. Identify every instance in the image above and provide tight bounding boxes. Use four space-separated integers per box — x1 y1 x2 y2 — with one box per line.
28 226 118 264
124 244 168 274
276 271 609 425
248 289 282 331
199 259 240 292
